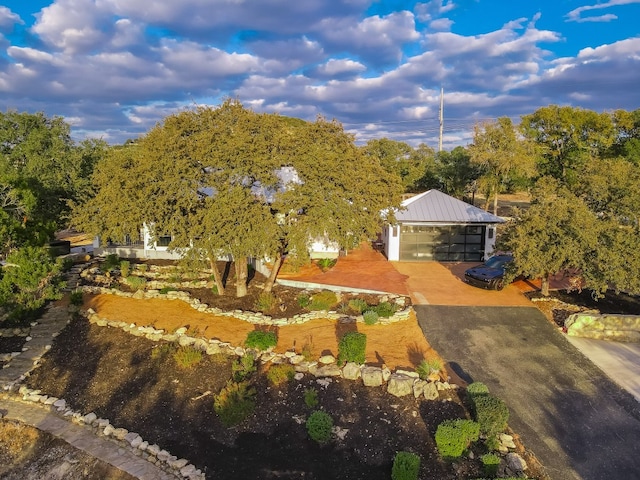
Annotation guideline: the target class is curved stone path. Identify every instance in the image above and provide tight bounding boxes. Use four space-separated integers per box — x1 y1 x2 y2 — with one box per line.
0 263 182 480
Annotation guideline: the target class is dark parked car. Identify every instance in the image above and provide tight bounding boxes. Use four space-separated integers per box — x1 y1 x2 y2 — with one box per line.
464 255 513 290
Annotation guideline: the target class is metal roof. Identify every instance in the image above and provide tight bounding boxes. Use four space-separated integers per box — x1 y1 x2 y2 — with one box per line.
396 190 505 224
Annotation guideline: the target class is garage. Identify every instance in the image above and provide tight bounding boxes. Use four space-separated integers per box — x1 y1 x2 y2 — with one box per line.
383 190 504 262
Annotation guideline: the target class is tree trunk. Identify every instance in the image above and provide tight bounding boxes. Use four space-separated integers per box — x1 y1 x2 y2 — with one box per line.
209 257 225 295
541 274 550 297
263 252 284 294
235 258 248 298
493 190 499 216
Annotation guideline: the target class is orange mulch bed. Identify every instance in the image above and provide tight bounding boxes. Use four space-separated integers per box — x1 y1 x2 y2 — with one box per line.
84 294 441 371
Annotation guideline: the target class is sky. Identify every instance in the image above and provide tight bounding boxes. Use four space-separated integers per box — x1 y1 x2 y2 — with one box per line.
0 0 639 150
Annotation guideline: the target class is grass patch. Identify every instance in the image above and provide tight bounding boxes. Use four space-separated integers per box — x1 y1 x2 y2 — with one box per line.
173 346 203 369
214 380 256 427
245 330 277 350
266 364 295 386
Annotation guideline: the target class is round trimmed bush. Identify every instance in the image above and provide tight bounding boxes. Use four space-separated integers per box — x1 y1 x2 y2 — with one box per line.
306 410 333 445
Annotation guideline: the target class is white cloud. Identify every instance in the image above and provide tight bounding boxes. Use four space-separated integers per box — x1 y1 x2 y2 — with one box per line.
0 6 23 31
314 58 366 77
565 0 640 22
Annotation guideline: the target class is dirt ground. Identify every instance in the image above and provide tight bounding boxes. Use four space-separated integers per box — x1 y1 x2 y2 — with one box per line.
83 294 440 372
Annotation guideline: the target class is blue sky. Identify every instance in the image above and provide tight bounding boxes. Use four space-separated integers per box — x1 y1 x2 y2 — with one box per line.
0 0 639 149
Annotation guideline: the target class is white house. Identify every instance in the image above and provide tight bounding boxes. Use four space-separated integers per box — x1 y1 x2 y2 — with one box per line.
382 190 505 262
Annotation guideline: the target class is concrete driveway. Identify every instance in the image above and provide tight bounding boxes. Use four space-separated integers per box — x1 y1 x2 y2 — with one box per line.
416 305 640 480
393 261 532 306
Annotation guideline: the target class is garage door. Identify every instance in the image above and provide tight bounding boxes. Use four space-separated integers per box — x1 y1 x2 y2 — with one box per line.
399 225 485 262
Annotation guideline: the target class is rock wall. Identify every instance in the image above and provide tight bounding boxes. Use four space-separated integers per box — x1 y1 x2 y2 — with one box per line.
565 313 640 342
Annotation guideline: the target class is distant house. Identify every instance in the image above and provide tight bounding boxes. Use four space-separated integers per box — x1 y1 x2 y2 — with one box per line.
382 190 505 262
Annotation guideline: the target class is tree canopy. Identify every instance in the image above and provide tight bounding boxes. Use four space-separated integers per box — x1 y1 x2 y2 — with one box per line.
76 100 403 296
0 111 105 252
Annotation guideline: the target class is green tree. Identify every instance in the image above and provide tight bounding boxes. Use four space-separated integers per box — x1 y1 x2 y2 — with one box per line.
362 139 436 193
520 106 616 186
468 117 536 214
0 246 64 320
610 108 640 165
433 146 482 199
0 111 105 252
76 101 403 297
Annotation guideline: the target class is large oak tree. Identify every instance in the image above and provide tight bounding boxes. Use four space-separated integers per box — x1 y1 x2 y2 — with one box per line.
76 101 403 297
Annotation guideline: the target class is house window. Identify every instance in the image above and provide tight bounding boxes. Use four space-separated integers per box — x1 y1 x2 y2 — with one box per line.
157 235 172 247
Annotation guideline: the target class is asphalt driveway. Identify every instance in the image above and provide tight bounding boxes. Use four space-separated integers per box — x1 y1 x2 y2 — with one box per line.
415 305 640 480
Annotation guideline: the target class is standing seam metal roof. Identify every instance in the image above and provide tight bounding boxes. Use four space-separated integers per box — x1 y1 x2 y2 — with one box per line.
396 190 505 224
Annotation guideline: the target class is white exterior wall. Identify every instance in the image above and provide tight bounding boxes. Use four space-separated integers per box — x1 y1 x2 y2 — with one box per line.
309 238 340 259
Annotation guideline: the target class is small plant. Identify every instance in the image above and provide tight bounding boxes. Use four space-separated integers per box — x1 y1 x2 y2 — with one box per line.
416 358 442 380
102 254 120 271
307 290 338 311
467 381 490 399
69 290 83 306
159 286 177 294
481 452 501 478
306 410 333 445
57 257 74 272
297 294 311 308
125 275 147 291
474 394 510 437
337 301 351 314
168 268 181 283
232 353 257 381
337 331 366 365
484 434 501 452
348 298 368 314
137 264 148 273
255 292 277 313
304 388 319 408
266 364 295 386
435 419 480 461
300 340 314 361
391 451 421 480
214 380 256 427
119 260 130 277
173 346 202 369
211 284 218 294
316 258 336 271
362 310 379 325
151 343 173 360
373 301 397 318
245 330 277 350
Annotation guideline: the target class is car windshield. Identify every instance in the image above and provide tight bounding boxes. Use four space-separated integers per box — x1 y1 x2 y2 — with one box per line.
483 256 511 269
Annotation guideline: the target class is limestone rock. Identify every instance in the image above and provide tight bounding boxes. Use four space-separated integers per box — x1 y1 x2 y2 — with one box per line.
506 452 528 472
342 362 361 380
361 366 383 387
318 354 336 364
387 373 414 397
423 381 439 400
313 364 342 377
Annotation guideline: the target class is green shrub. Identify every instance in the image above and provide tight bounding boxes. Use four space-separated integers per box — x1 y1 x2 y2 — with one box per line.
159 286 177 294
0 246 63 318
137 264 148 273
69 290 84 306
119 260 130 277
102 254 120 271
255 292 277 313
348 298 368 313
416 358 442 380
316 258 336 270
474 394 509 437
481 453 501 478
391 451 421 480
337 331 366 365
373 301 397 318
362 310 379 325
125 275 147 291
232 353 257 381
151 343 174 360
435 419 480 461
467 382 490 399
304 388 319 408
307 290 338 311
297 293 311 307
214 380 256 427
173 346 203 369
57 257 74 272
266 364 295 386
337 301 351 314
306 410 333 445
245 330 277 350
484 434 501 452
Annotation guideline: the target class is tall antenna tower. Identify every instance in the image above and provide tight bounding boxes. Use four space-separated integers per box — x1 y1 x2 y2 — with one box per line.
438 86 444 152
